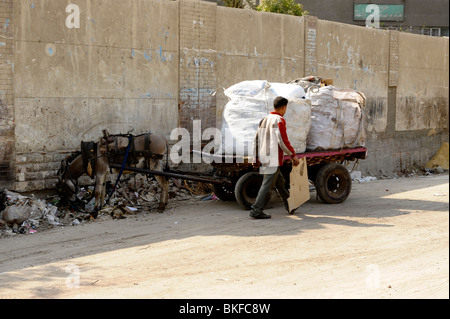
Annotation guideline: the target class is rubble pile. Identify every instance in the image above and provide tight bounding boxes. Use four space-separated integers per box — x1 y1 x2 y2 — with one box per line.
0 188 63 236
0 175 215 237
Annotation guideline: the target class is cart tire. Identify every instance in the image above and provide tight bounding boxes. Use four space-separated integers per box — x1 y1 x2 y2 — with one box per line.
235 172 271 210
315 163 352 204
213 181 236 201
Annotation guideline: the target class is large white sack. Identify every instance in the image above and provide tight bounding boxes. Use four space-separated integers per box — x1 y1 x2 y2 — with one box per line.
224 80 269 97
268 83 306 99
224 81 306 99
219 81 310 156
306 86 365 150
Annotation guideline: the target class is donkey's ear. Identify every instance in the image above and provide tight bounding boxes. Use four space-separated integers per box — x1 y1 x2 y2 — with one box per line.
102 129 110 139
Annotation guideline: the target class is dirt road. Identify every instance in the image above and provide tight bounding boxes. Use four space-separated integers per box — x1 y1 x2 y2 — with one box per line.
0 174 448 299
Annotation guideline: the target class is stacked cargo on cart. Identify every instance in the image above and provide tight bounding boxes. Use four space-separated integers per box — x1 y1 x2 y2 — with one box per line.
306 85 366 151
287 76 366 151
208 79 367 211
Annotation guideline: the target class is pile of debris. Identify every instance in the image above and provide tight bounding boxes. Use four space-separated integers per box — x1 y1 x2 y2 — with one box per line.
0 175 215 237
0 188 63 236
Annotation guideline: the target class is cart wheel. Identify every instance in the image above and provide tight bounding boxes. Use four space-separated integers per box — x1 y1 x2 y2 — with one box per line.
235 172 271 210
315 163 352 204
213 180 236 201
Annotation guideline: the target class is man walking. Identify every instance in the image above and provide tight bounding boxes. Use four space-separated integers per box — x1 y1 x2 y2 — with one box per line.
251 96 300 219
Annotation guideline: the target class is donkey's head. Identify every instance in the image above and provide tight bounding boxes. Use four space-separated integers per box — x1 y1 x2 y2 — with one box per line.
56 152 82 201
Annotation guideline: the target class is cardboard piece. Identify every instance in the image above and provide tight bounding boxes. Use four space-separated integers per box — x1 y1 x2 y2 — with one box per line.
425 142 449 170
321 79 334 87
287 157 310 212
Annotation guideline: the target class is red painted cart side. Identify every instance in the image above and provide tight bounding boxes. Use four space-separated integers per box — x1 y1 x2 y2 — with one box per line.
284 147 368 167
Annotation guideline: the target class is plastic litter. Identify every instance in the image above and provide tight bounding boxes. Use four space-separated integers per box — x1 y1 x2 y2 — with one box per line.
2 205 33 228
201 194 219 201
45 205 62 226
0 189 63 236
356 176 377 182
71 219 81 226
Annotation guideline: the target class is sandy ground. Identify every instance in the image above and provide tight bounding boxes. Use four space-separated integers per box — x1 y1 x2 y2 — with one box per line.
0 174 448 299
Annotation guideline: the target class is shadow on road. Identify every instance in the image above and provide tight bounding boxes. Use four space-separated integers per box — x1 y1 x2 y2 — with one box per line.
0 174 448 296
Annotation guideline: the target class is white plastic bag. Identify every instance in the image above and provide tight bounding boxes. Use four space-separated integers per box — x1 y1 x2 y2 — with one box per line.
219 81 311 156
224 80 269 97
306 86 365 150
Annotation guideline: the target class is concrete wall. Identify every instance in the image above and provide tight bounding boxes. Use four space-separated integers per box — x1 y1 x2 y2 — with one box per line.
215 7 305 125
396 32 449 131
315 20 390 134
10 0 180 191
0 0 14 187
0 0 448 191
179 0 217 133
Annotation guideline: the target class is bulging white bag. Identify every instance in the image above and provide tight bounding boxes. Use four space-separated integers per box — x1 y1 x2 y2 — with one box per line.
306 86 365 150
219 81 310 157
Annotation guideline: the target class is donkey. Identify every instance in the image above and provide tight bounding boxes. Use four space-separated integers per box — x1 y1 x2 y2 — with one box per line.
57 131 170 214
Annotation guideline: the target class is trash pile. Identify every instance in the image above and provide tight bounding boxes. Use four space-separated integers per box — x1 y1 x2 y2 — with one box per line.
0 188 63 236
0 175 215 237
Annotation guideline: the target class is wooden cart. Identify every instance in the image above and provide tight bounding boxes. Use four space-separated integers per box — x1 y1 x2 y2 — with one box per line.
110 147 367 210
206 147 367 209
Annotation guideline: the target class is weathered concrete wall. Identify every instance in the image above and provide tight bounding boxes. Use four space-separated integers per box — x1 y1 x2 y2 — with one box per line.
0 0 14 188
315 20 390 134
1 0 448 191
12 0 179 191
396 32 449 131
215 7 305 126
179 0 217 134
363 31 449 175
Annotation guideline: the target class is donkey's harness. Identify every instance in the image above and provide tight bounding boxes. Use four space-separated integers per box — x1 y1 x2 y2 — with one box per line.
103 132 164 167
60 132 166 212
100 132 164 203
63 132 162 183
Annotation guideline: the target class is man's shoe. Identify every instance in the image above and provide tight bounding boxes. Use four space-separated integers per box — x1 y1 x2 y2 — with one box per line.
250 211 271 219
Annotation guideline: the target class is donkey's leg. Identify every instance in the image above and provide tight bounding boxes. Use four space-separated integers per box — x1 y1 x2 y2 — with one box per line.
94 171 107 212
149 158 169 212
155 175 169 212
